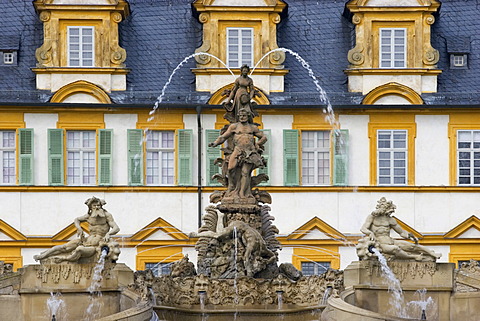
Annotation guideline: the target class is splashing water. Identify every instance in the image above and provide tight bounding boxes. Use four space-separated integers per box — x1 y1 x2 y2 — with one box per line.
149 52 235 122
47 292 66 321
371 247 407 318
251 48 340 132
277 291 284 310
321 287 332 306
233 225 239 305
84 249 108 321
407 288 436 320
199 291 206 310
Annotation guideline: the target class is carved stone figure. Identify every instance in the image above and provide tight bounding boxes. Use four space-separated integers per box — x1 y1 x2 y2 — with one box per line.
170 255 197 278
209 107 267 203
356 197 441 262
223 64 259 123
34 197 120 264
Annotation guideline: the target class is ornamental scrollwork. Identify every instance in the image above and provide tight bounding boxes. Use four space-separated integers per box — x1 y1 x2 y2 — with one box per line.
352 14 362 25
111 12 122 23
423 46 439 65
347 45 365 66
424 14 435 25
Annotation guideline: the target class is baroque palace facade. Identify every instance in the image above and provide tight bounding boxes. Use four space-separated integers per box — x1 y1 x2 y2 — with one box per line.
1 0 480 275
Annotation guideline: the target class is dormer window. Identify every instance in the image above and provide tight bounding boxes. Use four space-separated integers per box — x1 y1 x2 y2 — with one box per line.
227 28 253 68
380 28 406 69
68 27 94 67
3 52 14 64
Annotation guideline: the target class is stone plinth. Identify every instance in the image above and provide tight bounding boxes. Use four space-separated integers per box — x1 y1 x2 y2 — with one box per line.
344 261 454 321
17 263 134 321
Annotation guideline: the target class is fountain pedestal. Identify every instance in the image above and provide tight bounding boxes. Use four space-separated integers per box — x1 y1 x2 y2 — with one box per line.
17 263 135 321
340 261 454 321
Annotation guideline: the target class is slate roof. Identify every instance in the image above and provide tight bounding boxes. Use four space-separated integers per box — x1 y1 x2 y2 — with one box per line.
0 0 479 106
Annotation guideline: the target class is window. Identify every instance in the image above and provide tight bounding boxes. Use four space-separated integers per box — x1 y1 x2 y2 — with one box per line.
377 130 407 185
283 129 348 186
0 131 15 185
3 52 13 64
48 128 111 186
227 28 253 68
302 131 330 185
301 261 330 276
127 129 193 186
457 130 480 185
66 131 96 185
146 131 175 185
145 262 171 276
380 28 406 68
451 54 468 69
67 26 94 67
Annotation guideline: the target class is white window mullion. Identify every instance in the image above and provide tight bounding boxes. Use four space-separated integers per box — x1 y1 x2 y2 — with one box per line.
227 27 253 68
380 28 406 68
146 131 174 186
68 26 94 67
377 130 407 186
457 130 480 185
301 131 330 186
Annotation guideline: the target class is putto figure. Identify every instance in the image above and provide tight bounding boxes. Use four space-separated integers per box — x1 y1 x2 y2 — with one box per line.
356 197 441 262
34 197 120 263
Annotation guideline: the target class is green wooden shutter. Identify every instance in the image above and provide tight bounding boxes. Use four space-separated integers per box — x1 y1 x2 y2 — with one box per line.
48 128 64 186
98 129 113 186
206 129 221 186
258 129 271 185
177 129 193 186
333 129 349 186
283 129 299 186
18 128 34 185
127 129 144 186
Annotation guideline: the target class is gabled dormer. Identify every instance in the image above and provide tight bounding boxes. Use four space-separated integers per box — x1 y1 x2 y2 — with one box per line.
344 0 441 104
192 0 288 97
32 0 130 103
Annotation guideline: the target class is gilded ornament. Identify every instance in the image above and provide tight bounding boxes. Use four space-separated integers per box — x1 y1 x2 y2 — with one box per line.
425 15 435 25
352 14 362 25
271 13 281 24
347 47 364 65
423 48 439 65
199 13 209 23
111 48 126 64
39 11 51 22
270 50 285 65
112 12 122 23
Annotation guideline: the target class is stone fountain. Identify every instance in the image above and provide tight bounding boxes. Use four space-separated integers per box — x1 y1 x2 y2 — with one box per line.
2 69 480 321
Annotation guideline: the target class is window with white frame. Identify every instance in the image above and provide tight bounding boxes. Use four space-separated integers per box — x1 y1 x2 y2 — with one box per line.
67 131 96 185
0 131 15 184
377 130 407 185
380 28 406 68
227 27 253 68
146 131 175 185
68 26 94 67
3 52 14 64
301 261 330 276
302 131 330 185
457 130 480 185
145 262 172 276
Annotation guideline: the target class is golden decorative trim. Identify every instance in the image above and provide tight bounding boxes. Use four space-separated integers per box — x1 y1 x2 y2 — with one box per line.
286 217 346 241
363 82 424 105
0 219 27 241
51 80 112 104
192 68 289 76
345 68 442 76
291 245 340 270
444 216 480 239
368 115 416 185
447 118 480 186
32 68 129 74
208 83 270 105
131 217 189 241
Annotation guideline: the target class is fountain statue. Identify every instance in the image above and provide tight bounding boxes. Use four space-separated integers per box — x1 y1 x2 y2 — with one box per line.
34 196 121 264
356 197 442 262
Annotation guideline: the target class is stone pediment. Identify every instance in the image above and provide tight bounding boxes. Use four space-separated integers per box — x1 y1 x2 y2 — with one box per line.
0 220 27 241
52 222 89 241
287 217 346 242
130 217 189 241
445 215 480 239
